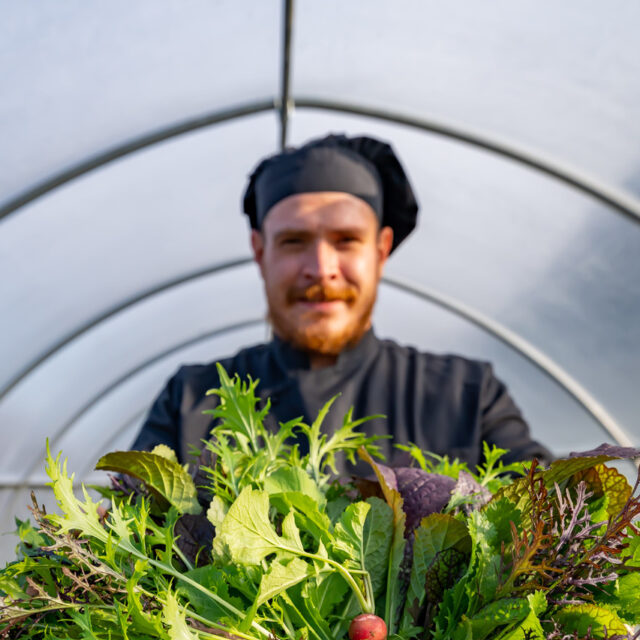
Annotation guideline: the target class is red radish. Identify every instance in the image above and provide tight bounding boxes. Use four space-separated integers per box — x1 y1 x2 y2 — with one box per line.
348 614 387 640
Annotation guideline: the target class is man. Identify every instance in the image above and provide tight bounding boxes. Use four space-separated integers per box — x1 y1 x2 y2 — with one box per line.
132 134 552 472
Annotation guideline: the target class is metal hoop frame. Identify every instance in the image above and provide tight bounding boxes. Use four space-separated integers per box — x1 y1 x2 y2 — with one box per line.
1 0 637 503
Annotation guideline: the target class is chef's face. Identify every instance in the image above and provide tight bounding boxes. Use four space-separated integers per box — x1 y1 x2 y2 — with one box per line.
251 192 393 357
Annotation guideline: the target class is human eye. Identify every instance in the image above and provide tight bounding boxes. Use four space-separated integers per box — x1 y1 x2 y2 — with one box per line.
279 235 304 248
337 234 360 247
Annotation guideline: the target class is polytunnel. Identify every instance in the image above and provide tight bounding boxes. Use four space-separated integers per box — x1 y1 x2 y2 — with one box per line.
1 1 639 564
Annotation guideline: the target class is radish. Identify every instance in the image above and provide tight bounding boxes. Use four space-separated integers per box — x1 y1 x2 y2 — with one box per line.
348 614 387 640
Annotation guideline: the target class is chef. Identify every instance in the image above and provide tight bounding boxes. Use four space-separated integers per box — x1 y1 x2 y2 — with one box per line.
131 133 552 471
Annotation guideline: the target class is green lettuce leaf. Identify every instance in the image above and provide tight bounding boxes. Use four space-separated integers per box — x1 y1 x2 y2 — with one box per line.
269 491 333 545
594 572 640 625
257 557 310 606
554 603 628 637
96 450 201 515
264 466 326 508
481 497 522 549
308 571 351 619
401 513 471 629
363 497 394 601
333 501 371 562
178 564 245 623
214 486 304 565
206 494 228 528
467 509 502 605
359 447 406 633
289 581 336 640
498 593 545 640
459 597 529 640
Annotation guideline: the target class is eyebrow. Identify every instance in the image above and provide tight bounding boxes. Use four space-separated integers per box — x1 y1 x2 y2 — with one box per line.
329 226 368 236
273 229 314 242
273 226 368 239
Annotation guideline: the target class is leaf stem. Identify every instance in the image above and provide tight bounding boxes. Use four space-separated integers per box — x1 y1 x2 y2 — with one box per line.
108 536 273 639
298 550 372 614
176 602 262 640
332 592 356 637
265 602 296 640
172 542 194 572
152 558 273 638
0 602 113 623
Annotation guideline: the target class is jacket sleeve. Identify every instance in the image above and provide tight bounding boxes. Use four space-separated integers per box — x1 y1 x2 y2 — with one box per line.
130 368 184 455
479 364 553 465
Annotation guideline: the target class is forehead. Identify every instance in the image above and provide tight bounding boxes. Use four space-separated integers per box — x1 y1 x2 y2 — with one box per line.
262 192 379 234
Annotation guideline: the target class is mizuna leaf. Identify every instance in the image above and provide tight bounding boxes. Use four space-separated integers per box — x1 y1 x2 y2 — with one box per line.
96 450 201 515
46 444 109 542
300 398 385 486
205 363 269 454
163 590 200 640
13 380 640 640
125 561 166 636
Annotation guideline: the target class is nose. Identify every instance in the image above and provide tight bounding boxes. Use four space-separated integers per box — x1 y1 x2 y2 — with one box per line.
302 240 339 282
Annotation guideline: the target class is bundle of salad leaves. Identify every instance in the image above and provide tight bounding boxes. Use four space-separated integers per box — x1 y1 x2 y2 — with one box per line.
2 364 640 640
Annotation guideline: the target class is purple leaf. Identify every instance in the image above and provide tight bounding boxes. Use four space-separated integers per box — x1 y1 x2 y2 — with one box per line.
175 513 215 567
393 467 455 533
356 459 455 535
567 443 640 460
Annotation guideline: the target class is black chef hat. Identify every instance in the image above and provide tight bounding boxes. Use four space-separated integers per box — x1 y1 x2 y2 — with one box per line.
242 134 418 252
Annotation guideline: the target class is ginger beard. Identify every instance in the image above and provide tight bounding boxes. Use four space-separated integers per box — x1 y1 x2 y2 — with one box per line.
267 280 377 356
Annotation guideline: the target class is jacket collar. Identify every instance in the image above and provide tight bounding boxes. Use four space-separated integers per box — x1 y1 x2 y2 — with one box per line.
270 328 380 376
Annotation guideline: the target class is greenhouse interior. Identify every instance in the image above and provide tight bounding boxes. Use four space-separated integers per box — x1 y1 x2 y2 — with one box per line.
1 1 640 622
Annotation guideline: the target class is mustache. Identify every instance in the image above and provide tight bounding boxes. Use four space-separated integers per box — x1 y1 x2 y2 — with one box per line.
287 283 358 304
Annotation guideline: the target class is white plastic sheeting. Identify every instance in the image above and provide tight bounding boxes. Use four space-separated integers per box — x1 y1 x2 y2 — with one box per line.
1 1 639 563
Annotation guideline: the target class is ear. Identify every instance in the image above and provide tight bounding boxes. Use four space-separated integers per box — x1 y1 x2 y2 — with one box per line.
250 229 265 271
250 229 264 262
377 226 393 271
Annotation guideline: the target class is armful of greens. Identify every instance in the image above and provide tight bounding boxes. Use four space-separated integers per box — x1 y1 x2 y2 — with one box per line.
2 364 640 640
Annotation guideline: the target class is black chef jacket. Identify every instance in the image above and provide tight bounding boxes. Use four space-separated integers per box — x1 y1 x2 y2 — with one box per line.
132 329 552 473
